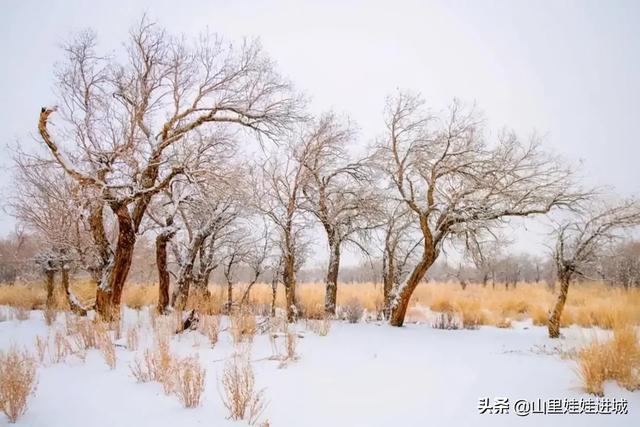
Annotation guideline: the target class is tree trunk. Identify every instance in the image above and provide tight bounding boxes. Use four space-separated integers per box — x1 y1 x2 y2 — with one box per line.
171 234 206 311
45 269 55 309
225 281 233 312
382 248 395 320
155 232 173 314
61 267 87 316
324 241 341 316
95 203 136 322
282 250 297 322
548 276 570 338
389 254 434 326
172 271 193 312
270 275 278 317
389 216 436 327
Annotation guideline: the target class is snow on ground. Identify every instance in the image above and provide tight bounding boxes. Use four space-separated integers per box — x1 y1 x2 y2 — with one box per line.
0 307 638 426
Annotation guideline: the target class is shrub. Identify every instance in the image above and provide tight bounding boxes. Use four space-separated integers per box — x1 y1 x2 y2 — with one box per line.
0 347 38 423
220 352 267 425
341 299 364 324
432 312 460 330
174 357 206 408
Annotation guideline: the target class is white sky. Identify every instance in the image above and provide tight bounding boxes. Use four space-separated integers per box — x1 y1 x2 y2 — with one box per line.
1 0 639 265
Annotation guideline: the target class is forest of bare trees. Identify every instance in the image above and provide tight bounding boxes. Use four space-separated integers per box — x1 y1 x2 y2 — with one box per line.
4 19 640 331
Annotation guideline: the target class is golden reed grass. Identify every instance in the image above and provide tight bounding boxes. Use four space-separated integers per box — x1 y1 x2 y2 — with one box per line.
1 280 639 329
577 325 640 395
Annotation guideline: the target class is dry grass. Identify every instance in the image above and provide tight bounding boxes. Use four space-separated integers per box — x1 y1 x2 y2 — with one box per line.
51 331 72 364
130 334 176 393
306 318 331 336
130 349 157 383
220 350 267 425
229 309 257 344
65 316 98 350
33 336 47 364
126 327 139 351
174 356 206 408
284 332 298 362
2 280 639 329
95 322 116 369
576 325 640 395
0 347 37 423
199 315 221 347
14 307 29 321
42 307 56 326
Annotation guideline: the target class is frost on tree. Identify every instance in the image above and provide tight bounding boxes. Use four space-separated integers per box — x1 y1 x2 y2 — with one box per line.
36 19 302 320
371 91 583 326
300 113 380 316
548 199 640 338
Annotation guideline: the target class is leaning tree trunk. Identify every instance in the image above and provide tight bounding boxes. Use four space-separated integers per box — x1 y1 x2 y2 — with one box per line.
155 231 174 314
61 267 87 316
548 276 570 338
44 269 55 309
324 241 341 316
389 257 434 326
389 233 436 327
95 203 136 322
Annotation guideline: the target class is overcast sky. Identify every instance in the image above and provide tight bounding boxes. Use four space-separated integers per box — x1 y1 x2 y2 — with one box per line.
1 0 638 264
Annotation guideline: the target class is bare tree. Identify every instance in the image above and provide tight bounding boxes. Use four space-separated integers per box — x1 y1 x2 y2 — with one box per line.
252 127 315 322
238 223 275 307
11 155 91 314
372 91 583 326
301 113 380 315
170 173 243 311
379 203 422 318
547 198 640 338
36 20 301 320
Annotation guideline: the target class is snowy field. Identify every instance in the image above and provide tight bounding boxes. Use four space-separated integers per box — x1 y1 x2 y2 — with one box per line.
0 307 638 427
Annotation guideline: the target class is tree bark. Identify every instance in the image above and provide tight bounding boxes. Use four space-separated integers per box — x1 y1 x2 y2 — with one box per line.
171 233 206 311
225 281 233 312
155 231 173 314
548 276 570 338
282 250 297 322
324 241 341 316
45 269 55 309
61 267 87 316
172 270 193 312
389 253 435 326
382 248 395 320
389 216 436 327
95 203 136 321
